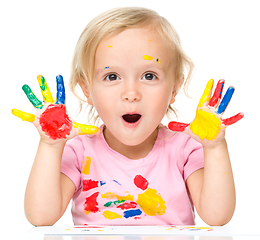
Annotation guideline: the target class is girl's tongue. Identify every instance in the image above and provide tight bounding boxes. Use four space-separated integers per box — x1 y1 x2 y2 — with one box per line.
122 114 142 123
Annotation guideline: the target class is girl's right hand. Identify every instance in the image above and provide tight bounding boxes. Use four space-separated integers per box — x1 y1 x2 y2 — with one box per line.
12 75 99 145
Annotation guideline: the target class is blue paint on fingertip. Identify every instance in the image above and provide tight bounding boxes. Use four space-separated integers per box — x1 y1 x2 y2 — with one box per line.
216 87 235 114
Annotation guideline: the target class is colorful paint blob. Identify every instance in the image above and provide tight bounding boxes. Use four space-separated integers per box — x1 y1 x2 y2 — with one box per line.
155 58 161 64
216 87 235 114
134 175 149 190
123 209 142 219
84 192 99 215
82 179 99 191
209 79 224 107
39 104 72 140
37 75 54 103
22 84 44 109
81 156 92 175
137 188 166 216
222 112 244 126
104 200 125 207
198 79 214 107
102 192 134 201
117 201 137 210
73 122 99 135
108 45 112 48
168 122 189 132
190 109 221 140
102 210 122 220
143 55 153 61
55 75 65 105
11 109 36 122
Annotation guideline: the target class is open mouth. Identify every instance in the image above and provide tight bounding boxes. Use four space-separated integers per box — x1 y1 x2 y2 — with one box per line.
122 114 142 123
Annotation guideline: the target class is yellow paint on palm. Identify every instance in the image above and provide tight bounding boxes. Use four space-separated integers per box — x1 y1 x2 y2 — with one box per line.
73 122 99 135
198 79 214 107
37 75 54 103
11 109 35 122
190 109 221 140
102 210 122 220
136 188 166 216
101 192 134 201
81 156 92 175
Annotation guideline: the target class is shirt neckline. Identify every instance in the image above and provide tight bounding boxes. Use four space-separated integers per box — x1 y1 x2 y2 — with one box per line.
99 124 165 165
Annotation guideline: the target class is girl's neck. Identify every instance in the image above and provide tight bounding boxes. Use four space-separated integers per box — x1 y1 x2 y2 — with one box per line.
103 126 158 160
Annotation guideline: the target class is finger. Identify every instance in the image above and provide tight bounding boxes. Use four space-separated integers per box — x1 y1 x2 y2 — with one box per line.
55 75 65 105
37 75 54 103
216 86 235 114
12 109 35 122
198 79 214 107
222 112 244 126
168 121 190 132
73 122 99 135
208 79 225 107
22 84 44 109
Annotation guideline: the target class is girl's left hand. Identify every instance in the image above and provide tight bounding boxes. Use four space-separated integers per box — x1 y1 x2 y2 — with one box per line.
168 79 244 146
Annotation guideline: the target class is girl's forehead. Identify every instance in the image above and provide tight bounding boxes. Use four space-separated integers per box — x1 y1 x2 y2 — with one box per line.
96 27 174 66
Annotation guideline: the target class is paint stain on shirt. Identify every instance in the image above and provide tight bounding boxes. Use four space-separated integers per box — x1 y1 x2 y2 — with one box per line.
134 175 149 190
84 192 99 215
81 156 92 175
82 179 99 191
102 192 134 201
137 188 166 216
102 210 122 219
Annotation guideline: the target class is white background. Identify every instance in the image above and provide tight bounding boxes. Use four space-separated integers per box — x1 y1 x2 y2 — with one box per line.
1 0 259 237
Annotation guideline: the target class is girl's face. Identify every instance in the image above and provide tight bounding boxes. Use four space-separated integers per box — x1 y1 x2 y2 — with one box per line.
88 27 177 148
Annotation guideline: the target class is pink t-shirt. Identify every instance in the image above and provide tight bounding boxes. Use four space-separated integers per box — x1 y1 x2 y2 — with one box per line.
61 125 204 225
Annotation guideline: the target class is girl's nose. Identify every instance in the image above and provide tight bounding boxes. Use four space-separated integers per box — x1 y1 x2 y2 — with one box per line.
121 83 141 102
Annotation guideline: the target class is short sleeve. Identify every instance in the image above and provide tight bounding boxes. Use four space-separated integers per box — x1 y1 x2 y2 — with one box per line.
61 137 83 191
183 137 204 181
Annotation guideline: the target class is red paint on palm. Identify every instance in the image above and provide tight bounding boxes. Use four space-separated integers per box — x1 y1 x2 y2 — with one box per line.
39 104 72 140
168 121 189 132
134 175 149 190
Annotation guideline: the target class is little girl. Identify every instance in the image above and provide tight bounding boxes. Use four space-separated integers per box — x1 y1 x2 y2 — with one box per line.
12 7 243 226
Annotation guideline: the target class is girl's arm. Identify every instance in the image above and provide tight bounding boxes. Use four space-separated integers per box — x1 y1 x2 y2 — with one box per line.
24 140 76 226
186 140 235 225
168 79 243 226
12 75 99 226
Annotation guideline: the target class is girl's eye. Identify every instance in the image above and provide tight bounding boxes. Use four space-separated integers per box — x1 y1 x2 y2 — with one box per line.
105 74 119 81
142 73 157 80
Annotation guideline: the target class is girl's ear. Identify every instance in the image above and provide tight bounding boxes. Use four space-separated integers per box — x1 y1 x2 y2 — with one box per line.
170 75 184 104
78 79 94 105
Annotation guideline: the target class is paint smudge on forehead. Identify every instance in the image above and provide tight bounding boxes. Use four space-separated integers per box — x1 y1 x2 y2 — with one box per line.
143 55 153 61
108 45 113 48
101 66 109 71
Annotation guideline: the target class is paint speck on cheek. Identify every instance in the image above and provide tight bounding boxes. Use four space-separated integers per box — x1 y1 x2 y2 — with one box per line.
39 104 72 140
108 45 112 48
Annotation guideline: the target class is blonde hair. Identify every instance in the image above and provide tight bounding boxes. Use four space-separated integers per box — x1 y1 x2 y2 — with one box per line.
69 7 194 124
